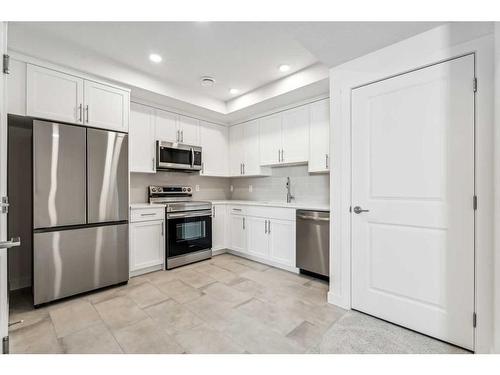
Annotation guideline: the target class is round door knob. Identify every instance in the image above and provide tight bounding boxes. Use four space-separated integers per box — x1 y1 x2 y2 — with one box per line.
353 206 370 214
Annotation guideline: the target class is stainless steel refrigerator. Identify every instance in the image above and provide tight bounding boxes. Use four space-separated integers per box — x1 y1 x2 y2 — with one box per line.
32 120 129 305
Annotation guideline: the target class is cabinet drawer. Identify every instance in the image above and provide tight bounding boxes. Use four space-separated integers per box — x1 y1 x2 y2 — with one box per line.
245 206 296 221
131 207 165 222
229 205 246 216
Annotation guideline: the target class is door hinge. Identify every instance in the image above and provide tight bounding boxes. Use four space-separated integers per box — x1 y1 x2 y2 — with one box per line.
473 195 478 211
473 77 477 93
473 313 477 328
1 196 9 214
2 54 9 75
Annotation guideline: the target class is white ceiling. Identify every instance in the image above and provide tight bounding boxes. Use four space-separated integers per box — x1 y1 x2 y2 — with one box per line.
8 21 444 120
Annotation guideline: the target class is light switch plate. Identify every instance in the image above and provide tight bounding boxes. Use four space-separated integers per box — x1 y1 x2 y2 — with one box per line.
195 185 200 192
249 185 253 192
230 185 234 192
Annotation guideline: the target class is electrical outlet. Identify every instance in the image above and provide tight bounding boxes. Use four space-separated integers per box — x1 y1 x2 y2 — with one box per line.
230 185 234 192
195 184 200 192
249 185 253 192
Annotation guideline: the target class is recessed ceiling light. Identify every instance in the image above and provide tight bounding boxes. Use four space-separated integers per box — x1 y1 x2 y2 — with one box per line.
200 76 216 87
279 64 290 72
149 53 162 63
229 88 239 95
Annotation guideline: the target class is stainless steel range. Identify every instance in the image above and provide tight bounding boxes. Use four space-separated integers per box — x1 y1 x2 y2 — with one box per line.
149 185 212 269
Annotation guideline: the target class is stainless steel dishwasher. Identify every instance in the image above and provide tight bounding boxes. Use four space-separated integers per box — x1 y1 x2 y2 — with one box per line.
296 210 330 278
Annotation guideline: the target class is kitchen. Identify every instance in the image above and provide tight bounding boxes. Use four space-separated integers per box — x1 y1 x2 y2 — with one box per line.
0 16 499 363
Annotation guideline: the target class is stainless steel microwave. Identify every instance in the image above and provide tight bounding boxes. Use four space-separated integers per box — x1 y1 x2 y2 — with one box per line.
156 141 202 172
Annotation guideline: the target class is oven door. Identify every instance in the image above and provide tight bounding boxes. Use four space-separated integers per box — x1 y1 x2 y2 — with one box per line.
166 210 212 258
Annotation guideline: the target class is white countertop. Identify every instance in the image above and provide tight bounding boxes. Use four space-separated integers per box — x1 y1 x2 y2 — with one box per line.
131 200 329 211
208 200 330 211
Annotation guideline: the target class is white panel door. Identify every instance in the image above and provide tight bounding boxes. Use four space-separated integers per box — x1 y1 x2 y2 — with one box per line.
155 109 178 142
259 113 282 165
230 215 246 252
246 216 269 258
26 64 84 124
200 121 228 176
129 103 156 173
268 219 295 267
282 105 309 164
351 55 475 350
130 220 164 272
229 124 245 176
178 115 200 145
243 120 261 175
308 99 330 173
84 80 129 132
212 204 226 250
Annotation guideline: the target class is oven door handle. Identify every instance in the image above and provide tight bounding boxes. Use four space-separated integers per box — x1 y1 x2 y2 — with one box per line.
167 210 212 219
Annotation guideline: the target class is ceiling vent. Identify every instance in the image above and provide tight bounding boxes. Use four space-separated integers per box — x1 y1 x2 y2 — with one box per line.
200 76 216 87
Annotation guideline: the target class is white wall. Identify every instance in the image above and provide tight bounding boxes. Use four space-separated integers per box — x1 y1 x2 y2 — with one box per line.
329 22 495 353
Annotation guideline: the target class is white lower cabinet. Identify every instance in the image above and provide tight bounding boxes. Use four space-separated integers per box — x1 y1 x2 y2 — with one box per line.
227 205 296 271
129 207 165 277
212 204 227 251
230 214 246 253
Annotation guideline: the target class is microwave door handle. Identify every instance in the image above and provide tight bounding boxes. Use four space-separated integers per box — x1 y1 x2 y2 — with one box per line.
191 148 195 168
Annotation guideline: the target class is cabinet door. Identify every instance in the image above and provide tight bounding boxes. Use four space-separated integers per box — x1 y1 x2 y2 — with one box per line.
229 124 245 176
27 64 84 124
268 219 295 267
243 120 261 175
130 103 156 173
84 80 129 132
178 115 200 145
200 121 229 176
230 215 246 252
259 113 282 165
246 216 269 258
212 205 226 250
282 105 309 164
309 99 330 173
155 109 179 142
130 220 165 272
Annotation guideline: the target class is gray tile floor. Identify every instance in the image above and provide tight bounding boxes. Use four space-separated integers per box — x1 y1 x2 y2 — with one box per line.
8 253 469 354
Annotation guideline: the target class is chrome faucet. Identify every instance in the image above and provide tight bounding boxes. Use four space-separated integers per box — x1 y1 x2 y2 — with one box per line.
286 177 295 203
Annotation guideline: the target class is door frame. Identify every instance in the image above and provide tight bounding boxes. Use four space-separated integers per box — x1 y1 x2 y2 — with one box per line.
328 25 494 353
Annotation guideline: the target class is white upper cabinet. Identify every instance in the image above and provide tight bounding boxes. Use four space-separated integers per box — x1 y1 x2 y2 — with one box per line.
229 121 270 177
27 64 84 124
130 102 156 173
259 113 282 166
155 109 178 142
83 80 129 132
200 121 229 177
26 64 130 132
229 123 245 176
281 105 309 164
308 99 330 173
178 115 200 145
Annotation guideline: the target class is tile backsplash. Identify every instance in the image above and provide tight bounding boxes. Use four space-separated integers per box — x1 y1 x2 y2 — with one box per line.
230 165 329 205
130 165 329 205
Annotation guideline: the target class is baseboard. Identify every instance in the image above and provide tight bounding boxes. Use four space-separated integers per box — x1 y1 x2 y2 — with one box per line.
9 276 31 291
129 263 164 278
212 248 228 256
227 249 299 274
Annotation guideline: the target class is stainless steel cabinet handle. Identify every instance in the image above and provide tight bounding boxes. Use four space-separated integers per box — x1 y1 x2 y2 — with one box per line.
140 213 157 216
281 149 284 162
176 130 179 142
264 220 267 234
278 149 280 162
85 105 89 123
161 222 164 236
243 217 245 230
353 206 370 214
268 220 271 234
325 154 329 169
0 237 21 249
297 214 330 221
243 163 245 175
181 130 184 142
232 208 242 212
201 162 204 174
78 104 82 122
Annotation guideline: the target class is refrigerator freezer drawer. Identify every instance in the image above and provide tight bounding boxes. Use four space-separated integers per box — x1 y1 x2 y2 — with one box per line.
34 223 128 305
